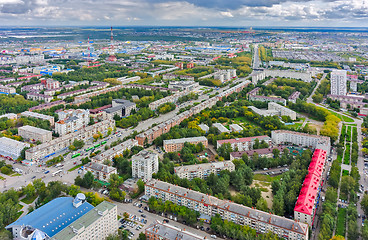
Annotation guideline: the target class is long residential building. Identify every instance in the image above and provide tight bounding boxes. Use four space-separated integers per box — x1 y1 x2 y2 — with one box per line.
93 139 138 162
145 180 308 240
21 111 55 126
294 149 327 226
217 135 272 151
163 136 208 152
271 130 331 153
249 95 287 106
174 161 235 180
149 90 190 110
25 119 115 162
135 80 251 146
268 102 297 120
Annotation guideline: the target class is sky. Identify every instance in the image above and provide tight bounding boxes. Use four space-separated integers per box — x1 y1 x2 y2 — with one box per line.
0 0 368 27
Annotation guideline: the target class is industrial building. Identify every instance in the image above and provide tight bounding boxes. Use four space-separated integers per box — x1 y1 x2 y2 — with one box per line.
132 150 159 182
18 125 52 143
145 180 309 240
163 136 208 152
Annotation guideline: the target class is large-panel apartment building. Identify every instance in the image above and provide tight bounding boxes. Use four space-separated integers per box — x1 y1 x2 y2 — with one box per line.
145 180 308 240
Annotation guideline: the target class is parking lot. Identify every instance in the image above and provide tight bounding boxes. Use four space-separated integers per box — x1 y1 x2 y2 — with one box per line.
115 200 222 239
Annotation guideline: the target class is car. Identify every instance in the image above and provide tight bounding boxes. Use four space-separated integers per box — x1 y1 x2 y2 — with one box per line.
141 214 146 218
144 220 147 224
31 176 36 179
44 170 49 174
138 209 143 213
211 235 217 239
163 219 169 223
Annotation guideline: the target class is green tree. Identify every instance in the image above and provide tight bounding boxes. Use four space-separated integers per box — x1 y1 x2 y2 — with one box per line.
361 194 368 216
23 183 36 199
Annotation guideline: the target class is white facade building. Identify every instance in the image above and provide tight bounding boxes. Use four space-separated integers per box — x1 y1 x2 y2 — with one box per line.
330 70 347 96
132 150 159 182
174 161 235 180
0 137 30 159
55 109 90 136
18 125 52 143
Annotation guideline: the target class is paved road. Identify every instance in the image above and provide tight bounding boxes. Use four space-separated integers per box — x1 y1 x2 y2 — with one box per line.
115 200 221 239
252 44 261 69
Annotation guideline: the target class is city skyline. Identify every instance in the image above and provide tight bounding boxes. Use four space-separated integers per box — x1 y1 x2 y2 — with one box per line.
0 0 367 27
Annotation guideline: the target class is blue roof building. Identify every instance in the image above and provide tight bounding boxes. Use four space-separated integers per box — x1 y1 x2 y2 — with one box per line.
6 194 93 240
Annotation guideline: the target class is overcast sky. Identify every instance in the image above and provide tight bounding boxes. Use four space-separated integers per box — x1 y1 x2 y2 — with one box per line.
0 0 367 27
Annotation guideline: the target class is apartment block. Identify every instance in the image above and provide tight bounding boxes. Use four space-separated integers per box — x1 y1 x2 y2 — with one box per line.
229 124 243 132
168 81 199 91
217 136 272 151
288 91 301 103
84 162 117 182
163 136 208 152
93 139 138 162
230 146 286 161
132 150 159 182
271 130 331 153
174 161 235 180
19 125 52 143
149 90 190 110
294 149 327 226
55 109 90 136
145 180 308 240
25 119 114 161
0 85 16 94
135 80 251 146
21 111 55 126
330 70 347 96
249 95 287 106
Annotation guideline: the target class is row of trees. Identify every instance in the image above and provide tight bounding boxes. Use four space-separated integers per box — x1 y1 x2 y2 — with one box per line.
156 102 176 114
116 107 155 128
148 197 200 226
0 116 51 132
211 214 280 240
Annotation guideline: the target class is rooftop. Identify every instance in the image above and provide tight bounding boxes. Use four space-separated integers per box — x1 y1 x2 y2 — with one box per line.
163 136 207 145
19 125 52 135
145 220 204 240
6 197 93 238
51 201 115 240
217 135 270 145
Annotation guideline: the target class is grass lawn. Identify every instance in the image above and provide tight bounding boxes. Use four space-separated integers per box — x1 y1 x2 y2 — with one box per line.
254 174 282 182
328 110 355 123
337 155 343 163
21 195 38 204
68 164 83 172
342 170 350 176
344 144 350 165
0 176 5 180
336 208 347 236
15 211 24 220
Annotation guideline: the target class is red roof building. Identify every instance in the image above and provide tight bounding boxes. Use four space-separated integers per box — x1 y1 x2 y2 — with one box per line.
294 149 327 226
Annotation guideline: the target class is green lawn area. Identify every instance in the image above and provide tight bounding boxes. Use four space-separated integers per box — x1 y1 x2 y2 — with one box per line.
328 110 355 123
21 195 38 204
68 164 83 172
254 174 282 182
15 211 24 220
342 170 350 176
337 155 343 163
343 143 350 165
336 208 347 236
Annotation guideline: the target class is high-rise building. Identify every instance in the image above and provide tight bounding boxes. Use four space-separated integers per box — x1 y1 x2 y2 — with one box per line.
330 70 347 96
132 150 159 181
55 109 90 136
